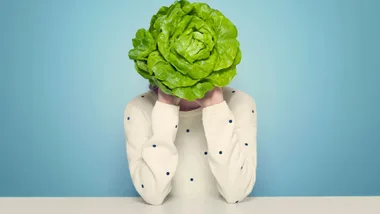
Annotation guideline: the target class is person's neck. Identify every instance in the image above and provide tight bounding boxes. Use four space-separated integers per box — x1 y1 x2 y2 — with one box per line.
179 99 201 111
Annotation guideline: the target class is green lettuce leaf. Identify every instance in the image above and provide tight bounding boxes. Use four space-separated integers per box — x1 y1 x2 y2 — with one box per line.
128 0 242 101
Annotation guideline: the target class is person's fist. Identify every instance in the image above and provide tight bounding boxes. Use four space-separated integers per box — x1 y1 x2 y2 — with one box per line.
157 88 181 106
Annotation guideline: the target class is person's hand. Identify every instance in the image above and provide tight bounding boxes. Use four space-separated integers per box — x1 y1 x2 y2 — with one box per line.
195 87 224 108
157 88 181 106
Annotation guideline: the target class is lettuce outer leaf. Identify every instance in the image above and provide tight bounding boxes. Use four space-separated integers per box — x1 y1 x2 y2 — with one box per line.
172 81 214 101
128 29 156 60
206 66 237 87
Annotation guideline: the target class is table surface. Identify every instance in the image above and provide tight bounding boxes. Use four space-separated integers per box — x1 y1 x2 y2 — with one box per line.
0 196 379 214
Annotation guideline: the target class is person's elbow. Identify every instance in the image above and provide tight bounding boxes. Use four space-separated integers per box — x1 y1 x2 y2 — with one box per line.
220 174 256 204
142 195 165 206
139 186 171 206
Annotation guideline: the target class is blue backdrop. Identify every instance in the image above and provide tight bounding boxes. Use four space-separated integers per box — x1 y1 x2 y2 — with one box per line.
1 0 379 197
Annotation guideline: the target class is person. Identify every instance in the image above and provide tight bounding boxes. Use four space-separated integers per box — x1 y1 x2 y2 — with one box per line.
123 84 257 205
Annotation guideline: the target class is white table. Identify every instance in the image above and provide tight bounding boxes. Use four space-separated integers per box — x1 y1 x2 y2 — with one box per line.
0 196 379 214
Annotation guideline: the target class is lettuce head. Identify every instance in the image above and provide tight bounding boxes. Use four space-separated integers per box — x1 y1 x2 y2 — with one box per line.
128 0 241 101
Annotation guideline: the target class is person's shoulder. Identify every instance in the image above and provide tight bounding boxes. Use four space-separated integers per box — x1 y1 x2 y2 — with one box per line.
124 90 157 116
223 86 256 109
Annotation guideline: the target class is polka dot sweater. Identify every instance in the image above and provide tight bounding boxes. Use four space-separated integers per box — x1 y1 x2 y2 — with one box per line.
124 87 257 205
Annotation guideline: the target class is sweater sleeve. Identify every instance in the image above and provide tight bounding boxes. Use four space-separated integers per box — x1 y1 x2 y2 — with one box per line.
124 101 180 205
202 96 257 204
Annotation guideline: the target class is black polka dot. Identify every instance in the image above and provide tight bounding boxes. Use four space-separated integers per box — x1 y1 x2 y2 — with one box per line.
229 119 233 123
245 143 248 146
252 109 255 113
153 144 156 148
141 184 144 188
235 200 239 203
204 151 208 155
219 151 223 155
241 166 243 170
190 178 194 181
127 117 130 120
166 172 170 176
186 129 190 133
175 125 178 128
141 95 145 98
232 90 236 93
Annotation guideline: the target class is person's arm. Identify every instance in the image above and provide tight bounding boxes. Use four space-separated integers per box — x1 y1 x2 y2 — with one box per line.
124 100 179 205
202 95 257 203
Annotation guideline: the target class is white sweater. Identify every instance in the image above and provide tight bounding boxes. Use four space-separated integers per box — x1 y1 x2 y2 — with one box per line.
124 87 257 205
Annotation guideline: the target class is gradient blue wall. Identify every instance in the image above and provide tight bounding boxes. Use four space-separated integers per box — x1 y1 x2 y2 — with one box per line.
1 0 379 196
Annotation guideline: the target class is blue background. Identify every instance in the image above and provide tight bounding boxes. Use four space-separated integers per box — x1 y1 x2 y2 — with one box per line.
1 0 379 196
